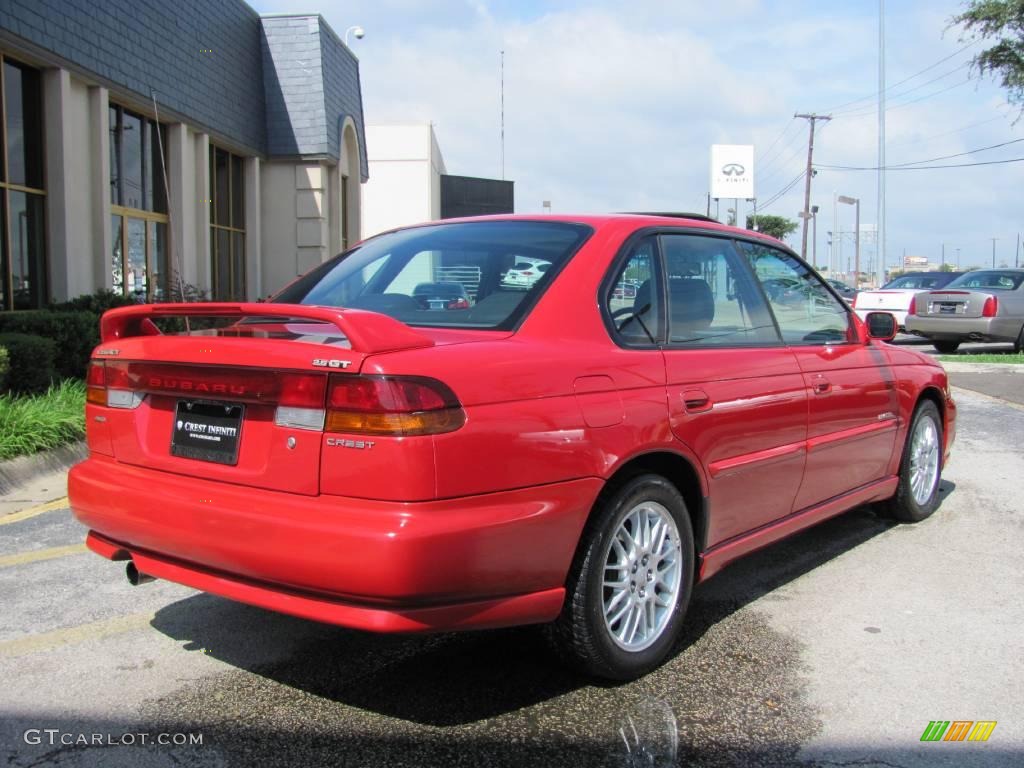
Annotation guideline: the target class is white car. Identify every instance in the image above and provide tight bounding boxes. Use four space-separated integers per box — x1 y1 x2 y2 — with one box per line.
502 257 551 289
854 272 964 330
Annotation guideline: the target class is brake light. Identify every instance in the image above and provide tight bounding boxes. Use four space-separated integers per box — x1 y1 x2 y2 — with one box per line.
447 298 470 310
326 375 465 436
982 295 998 317
907 296 916 316
86 361 107 406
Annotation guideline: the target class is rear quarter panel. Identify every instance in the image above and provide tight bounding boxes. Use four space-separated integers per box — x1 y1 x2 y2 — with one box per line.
882 345 956 470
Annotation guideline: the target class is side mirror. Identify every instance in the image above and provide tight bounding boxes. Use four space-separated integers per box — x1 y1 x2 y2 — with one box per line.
864 311 897 342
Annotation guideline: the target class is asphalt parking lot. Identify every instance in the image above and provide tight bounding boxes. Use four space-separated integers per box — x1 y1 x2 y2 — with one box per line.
1 386 1022 768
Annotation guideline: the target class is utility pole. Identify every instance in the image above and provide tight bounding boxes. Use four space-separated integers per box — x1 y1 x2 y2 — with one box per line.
877 0 887 288
1016 232 1021 267
992 237 998 268
795 113 831 262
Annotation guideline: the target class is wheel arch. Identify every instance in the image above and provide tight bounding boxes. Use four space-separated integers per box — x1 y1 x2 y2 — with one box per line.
597 450 709 555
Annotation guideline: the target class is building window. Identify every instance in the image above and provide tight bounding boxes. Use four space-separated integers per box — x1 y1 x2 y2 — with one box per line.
209 146 245 300
0 55 46 311
109 104 168 301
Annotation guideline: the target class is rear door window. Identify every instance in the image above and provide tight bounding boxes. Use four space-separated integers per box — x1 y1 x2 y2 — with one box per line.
660 234 778 347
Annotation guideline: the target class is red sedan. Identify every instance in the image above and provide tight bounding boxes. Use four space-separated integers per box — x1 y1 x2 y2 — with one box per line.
69 214 955 680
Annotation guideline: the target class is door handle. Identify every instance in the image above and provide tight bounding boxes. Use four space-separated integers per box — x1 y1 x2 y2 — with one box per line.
682 389 713 413
811 376 832 395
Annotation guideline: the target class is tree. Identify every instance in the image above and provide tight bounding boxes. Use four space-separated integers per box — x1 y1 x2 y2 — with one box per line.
939 262 956 272
953 1 1024 113
746 214 798 241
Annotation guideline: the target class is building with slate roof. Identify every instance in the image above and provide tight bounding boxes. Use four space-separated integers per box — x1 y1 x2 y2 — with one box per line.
0 0 367 306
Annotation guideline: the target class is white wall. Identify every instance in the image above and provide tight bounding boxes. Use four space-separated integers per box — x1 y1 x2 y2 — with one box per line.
361 124 446 239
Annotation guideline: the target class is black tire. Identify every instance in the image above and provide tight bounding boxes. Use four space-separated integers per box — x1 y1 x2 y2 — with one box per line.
879 400 943 523
933 340 960 354
550 474 695 681
1013 325 1024 354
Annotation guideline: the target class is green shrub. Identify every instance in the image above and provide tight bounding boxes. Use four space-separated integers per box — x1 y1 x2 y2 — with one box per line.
0 345 8 391
0 311 98 380
0 333 57 394
0 380 86 460
50 289 138 315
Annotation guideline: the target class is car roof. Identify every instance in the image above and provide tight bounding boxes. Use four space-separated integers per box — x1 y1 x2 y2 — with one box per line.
384 213 786 246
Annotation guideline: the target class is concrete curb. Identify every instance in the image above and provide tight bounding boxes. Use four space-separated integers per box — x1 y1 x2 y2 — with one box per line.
939 361 1024 374
0 442 87 496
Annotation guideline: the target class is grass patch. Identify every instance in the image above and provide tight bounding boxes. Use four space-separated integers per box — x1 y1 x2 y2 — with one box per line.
938 353 1024 364
0 380 86 461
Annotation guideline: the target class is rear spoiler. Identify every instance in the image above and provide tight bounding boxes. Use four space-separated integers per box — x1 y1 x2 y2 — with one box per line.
99 303 435 355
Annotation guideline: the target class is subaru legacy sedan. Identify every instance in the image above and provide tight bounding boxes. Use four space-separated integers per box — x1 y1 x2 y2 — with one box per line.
69 214 955 681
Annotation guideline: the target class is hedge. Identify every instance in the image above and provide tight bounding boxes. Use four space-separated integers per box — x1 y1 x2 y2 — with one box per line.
0 333 57 394
0 311 98 380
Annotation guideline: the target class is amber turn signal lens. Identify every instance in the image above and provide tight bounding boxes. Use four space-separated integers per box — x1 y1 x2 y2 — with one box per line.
325 408 465 436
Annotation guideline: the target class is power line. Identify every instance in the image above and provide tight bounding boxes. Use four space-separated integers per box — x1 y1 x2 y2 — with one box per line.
758 170 806 211
758 118 798 161
819 156 1024 171
758 118 801 169
829 63 969 116
820 40 978 114
836 78 972 120
887 109 1016 148
819 137 1024 169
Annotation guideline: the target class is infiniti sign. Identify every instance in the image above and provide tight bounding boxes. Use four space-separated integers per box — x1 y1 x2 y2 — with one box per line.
710 144 755 199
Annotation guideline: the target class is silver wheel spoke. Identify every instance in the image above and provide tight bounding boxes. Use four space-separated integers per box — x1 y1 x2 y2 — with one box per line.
600 499 684 653
909 415 940 505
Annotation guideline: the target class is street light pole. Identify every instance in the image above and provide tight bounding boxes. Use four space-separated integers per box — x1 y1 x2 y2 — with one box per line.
838 196 860 287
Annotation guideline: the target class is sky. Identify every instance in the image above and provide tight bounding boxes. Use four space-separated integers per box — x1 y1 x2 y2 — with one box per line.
252 0 1024 276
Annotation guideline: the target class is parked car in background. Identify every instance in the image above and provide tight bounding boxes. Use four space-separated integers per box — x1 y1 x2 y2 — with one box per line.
826 279 858 302
502 257 552 288
854 271 964 330
412 281 471 310
905 269 1024 353
69 214 955 682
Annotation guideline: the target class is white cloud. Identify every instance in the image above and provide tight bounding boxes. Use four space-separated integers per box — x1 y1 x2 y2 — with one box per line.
255 0 1024 269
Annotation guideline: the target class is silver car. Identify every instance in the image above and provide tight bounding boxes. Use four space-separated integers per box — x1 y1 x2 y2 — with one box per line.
905 269 1024 354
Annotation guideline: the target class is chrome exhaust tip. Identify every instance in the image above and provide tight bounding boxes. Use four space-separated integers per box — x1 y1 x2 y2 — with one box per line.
126 561 156 586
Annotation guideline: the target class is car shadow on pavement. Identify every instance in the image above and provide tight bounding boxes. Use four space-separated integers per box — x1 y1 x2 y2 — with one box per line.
149 481 955 729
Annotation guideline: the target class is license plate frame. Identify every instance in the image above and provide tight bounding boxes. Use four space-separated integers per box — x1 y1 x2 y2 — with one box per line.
171 400 245 465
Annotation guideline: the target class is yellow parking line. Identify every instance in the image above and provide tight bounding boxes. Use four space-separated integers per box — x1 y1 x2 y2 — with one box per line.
0 496 70 526
0 612 154 658
0 543 88 568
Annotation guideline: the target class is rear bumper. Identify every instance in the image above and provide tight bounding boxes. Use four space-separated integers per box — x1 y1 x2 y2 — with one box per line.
69 457 601 632
905 315 1020 342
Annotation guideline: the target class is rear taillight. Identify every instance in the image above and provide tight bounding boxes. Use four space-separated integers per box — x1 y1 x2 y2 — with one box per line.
447 298 470 310
86 361 107 406
982 295 998 317
326 375 465 436
85 361 464 437
907 296 917 316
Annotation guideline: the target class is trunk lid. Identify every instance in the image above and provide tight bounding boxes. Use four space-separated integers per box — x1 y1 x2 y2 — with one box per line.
90 303 436 496
916 290 993 319
854 289 917 311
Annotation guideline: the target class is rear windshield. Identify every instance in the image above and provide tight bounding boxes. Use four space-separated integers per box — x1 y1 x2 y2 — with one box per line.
882 273 960 289
273 221 592 329
946 271 1024 290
